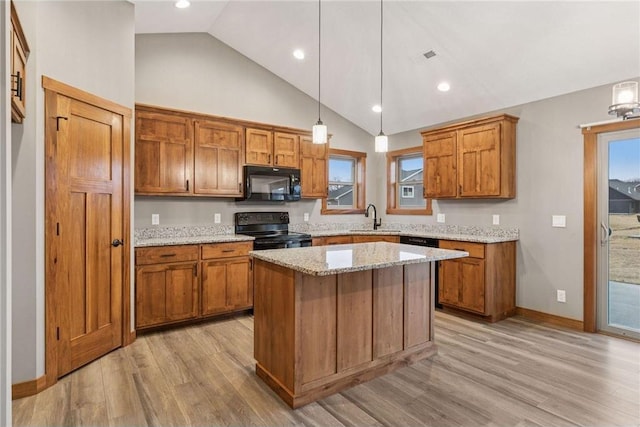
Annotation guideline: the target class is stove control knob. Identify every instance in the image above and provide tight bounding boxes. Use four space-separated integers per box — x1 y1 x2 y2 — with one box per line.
280 213 289 223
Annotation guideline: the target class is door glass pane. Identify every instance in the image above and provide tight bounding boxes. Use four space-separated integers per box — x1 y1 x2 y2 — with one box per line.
607 136 640 334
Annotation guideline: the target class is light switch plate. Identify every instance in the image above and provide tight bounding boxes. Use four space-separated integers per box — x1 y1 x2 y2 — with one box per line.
552 215 566 228
437 213 446 223
492 214 500 225
557 289 566 303
152 214 159 225
303 213 309 222
214 213 221 224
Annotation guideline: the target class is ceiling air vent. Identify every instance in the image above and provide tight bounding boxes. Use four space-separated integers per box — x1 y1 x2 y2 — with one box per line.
423 50 436 59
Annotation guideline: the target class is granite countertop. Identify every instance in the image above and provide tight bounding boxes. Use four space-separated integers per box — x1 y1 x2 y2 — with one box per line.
134 224 519 247
135 234 254 248
134 225 254 247
308 229 517 244
250 242 468 276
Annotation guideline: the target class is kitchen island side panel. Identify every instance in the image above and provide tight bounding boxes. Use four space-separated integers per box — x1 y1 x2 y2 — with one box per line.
253 259 296 393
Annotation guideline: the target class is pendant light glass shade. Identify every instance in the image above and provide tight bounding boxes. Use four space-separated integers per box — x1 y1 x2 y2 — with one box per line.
313 120 328 144
312 0 328 144
375 132 388 153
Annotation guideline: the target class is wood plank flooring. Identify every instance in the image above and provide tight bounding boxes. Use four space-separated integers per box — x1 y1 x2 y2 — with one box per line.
13 312 640 427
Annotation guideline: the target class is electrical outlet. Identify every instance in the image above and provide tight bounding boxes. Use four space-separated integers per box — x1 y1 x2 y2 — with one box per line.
552 215 566 228
152 214 159 225
492 214 500 225
214 213 221 224
437 213 446 223
303 213 309 222
557 290 566 303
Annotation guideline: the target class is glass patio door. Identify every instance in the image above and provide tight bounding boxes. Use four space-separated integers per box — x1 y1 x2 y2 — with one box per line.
597 128 640 339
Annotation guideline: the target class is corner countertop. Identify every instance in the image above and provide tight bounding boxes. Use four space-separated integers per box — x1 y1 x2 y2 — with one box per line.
134 224 519 248
250 242 468 276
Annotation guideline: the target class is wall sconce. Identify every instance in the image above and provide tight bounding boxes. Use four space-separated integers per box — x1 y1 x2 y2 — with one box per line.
608 81 640 120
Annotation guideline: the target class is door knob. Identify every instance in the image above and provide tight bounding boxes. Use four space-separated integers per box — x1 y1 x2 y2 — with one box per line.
112 239 124 247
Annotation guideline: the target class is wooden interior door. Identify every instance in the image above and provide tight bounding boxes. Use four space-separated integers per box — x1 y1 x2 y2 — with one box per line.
46 85 127 378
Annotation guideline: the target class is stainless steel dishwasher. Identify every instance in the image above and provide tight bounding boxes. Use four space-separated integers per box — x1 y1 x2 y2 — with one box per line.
400 236 442 308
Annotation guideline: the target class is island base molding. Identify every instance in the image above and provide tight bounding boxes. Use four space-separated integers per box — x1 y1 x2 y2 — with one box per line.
256 341 437 409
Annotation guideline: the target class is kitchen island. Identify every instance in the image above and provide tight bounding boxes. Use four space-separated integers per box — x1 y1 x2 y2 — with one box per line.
250 242 468 408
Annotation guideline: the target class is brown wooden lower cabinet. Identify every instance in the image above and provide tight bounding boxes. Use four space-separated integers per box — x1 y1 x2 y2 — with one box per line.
135 241 253 330
253 259 436 408
438 240 516 322
201 242 253 316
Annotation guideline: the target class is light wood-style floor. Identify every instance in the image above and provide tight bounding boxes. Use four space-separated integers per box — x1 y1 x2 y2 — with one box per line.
13 312 640 427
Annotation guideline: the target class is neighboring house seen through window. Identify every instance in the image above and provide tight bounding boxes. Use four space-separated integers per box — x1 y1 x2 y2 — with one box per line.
386 147 432 215
322 149 366 214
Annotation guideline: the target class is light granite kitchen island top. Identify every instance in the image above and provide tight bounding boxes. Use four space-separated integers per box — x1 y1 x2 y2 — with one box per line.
250 242 468 276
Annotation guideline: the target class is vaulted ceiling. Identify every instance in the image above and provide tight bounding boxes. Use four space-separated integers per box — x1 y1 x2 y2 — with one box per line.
134 1 640 135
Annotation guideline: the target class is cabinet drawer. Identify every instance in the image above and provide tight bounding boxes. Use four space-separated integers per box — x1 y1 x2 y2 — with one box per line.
322 235 353 245
136 245 199 265
439 240 485 259
201 241 253 260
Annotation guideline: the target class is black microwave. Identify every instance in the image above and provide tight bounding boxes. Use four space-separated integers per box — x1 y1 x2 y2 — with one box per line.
238 166 301 202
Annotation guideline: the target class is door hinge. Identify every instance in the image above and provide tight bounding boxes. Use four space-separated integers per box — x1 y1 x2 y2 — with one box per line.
56 327 60 341
56 222 60 236
55 116 68 131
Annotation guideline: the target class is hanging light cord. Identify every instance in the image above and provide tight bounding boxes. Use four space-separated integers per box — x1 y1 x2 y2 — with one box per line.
318 0 322 122
379 0 383 134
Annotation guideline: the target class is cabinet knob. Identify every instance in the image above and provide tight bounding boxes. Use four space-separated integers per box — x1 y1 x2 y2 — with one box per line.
112 239 124 247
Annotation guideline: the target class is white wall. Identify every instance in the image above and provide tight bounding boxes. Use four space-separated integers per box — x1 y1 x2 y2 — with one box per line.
1 0 13 423
134 33 375 228
11 0 135 383
385 81 638 321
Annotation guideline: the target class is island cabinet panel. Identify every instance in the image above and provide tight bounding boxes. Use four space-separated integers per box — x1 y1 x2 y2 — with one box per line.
297 274 337 385
253 260 296 392
404 263 432 348
336 271 373 371
193 120 244 196
253 260 438 408
372 266 404 358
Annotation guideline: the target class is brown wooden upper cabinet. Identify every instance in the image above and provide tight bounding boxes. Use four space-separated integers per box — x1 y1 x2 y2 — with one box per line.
194 119 244 196
135 109 193 195
10 1 29 124
300 135 328 198
421 114 518 199
245 128 300 168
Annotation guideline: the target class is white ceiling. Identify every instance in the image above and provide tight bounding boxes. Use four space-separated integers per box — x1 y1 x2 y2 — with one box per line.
134 0 640 136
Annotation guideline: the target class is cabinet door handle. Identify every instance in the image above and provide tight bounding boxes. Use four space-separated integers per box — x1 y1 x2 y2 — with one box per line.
193 265 197 277
221 249 235 253
268 154 272 163
238 182 242 192
160 253 177 258
186 179 189 191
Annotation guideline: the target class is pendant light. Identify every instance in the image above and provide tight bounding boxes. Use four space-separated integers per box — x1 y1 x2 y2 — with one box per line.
312 0 328 144
374 0 388 153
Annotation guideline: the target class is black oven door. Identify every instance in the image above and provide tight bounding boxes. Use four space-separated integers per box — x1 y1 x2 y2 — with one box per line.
253 238 311 250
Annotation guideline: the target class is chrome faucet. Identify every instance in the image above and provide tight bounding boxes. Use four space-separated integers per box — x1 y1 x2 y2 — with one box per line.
365 203 382 230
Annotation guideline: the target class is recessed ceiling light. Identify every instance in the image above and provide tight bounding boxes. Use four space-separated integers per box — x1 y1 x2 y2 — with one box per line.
293 49 305 60
175 0 190 9
437 82 450 92
372 105 382 113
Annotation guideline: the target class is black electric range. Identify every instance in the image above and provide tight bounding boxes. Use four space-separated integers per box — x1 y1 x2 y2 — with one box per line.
234 212 312 250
